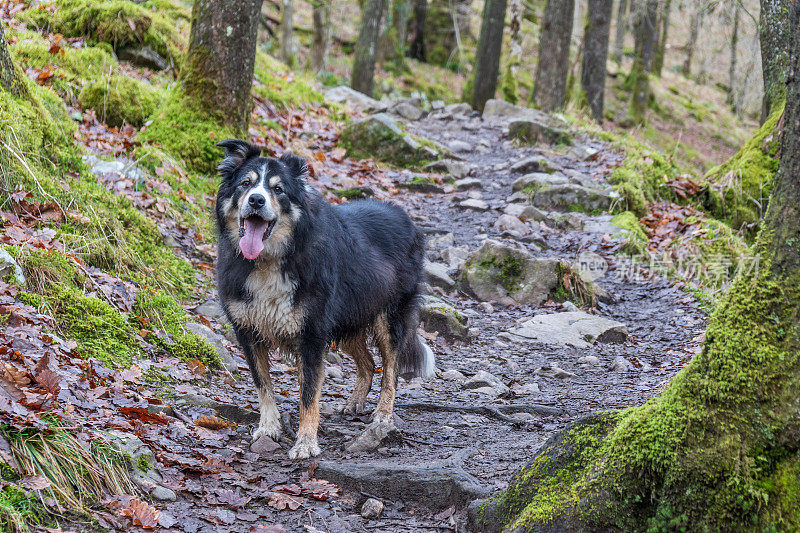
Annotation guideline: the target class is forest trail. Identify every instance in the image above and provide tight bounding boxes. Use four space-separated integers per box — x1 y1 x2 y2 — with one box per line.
63 100 706 532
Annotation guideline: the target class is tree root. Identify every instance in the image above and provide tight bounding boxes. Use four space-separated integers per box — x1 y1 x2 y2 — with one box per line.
396 402 563 428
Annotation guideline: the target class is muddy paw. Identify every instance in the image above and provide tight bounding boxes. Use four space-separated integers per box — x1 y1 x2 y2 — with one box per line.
252 421 282 441
288 437 321 460
340 398 367 416
370 410 394 426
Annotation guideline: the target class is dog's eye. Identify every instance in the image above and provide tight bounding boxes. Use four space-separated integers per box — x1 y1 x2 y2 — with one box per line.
241 179 251 187
273 185 283 194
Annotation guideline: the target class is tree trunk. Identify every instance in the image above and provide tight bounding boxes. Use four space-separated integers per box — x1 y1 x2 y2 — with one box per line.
502 0 524 104
651 0 671 76
183 0 263 133
728 0 740 109
581 0 613 122
311 0 331 73
280 0 296 66
379 0 412 67
760 0 791 121
470 0 508 111
408 0 427 60
351 0 388 96
473 7 800 531
0 23 27 97
532 0 575 112
612 0 628 62
625 0 657 125
682 1 701 76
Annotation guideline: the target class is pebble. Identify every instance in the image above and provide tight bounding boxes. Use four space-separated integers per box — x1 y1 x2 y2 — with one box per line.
326 365 344 380
361 498 385 519
447 140 472 152
577 355 600 366
459 199 489 211
562 301 580 312
440 369 466 381
608 356 632 372
151 485 177 502
478 302 495 314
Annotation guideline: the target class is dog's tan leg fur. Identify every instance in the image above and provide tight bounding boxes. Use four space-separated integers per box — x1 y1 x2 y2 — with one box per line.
340 334 374 415
288 360 324 459
252 345 282 440
373 315 398 425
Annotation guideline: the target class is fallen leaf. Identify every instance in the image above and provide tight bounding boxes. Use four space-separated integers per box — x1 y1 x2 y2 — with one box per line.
268 491 304 511
195 414 236 430
121 498 160 529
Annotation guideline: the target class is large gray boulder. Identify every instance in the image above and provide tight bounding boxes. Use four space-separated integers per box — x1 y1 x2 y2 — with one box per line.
462 240 561 306
506 311 628 348
531 184 614 213
508 119 572 145
339 114 440 168
482 99 552 124
325 86 383 111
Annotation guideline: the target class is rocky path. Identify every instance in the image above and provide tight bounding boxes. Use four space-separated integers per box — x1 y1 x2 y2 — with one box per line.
74 100 706 532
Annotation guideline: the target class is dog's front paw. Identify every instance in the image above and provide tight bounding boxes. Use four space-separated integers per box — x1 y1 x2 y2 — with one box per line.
287 436 321 460
253 420 282 441
340 397 367 416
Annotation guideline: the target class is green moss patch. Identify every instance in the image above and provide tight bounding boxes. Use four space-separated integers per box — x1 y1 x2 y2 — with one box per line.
78 75 164 127
611 211 649 256
254 53 324 109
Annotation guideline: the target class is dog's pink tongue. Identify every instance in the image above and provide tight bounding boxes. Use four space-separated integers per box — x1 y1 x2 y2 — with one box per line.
239 218 268 260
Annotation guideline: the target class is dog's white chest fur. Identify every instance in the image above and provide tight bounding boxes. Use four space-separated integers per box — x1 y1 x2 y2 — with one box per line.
227 265 304 343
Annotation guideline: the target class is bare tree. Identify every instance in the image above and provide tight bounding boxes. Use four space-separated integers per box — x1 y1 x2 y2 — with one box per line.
183 0 263 133
612 0 628 62
728 0 740 109
581 0 613 122
683 0 702 76
311 0 331 73
408 0 427 60
280 0 296 66
351 0 388 95
760 0 791 120
470 0 508 111
533 0 575 111
502 0 524 103
626 0 657 124
652 0 671 76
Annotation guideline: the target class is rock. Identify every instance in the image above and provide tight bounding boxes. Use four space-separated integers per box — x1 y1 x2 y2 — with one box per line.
561 300 580 312
458 199 489 211
466 190 483 200
512 382 541 395
424 261 456 290
442 245 470 271
346 419 400 453
441 102 474 118
117 44 169 70
506 191 529 203
399 179 445 193
150 485 177 502
440 369 466 381
455 177 482 190
578 355 600 366
506 311 629 349
431 100 445 110
317 459 488 510
547 211 585 230
182 393 259 424
392 101 424 120
512 172 569 193
250 434 281 454
335 186 375 199
531 184 614 212
0 249 25 287
478 302 494 314
195 299 225 321
535 363 576 379
508 119 572 145
361 498 385 519
510 155 558 174
503 204 548 222
325 86 382 111
609 356 632 373
462 370 509 395
462 240 560 306
90 159 125 175
494 214 531 237
340 114 439 168
425 159 474 179
428 232 455 249
419 295 470 342
447 140 472 152
326 365 344 381
184 322 239 373
570 145 599 161
583 215 624 235
482 99 552 123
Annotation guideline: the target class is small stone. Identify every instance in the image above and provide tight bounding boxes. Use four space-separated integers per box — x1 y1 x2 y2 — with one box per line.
442 245 470 271
510 412 537 422
250 434 281 454
514 382 540 395
392 101 424 120
510 155 558 174
184 322 239 373
462 370 509 395
561 301 580 313
458 199 489 211
424 261 455 290
0 249 25 287
505 360 521 374
609 356 632 373
90 160 125 175
440 369 466 381
494 214 531 236
326 365 344 381
118 44 170 70
455 178 482 190
448 140 472 152
428 233 455 249
577 355 600 366
361 498 385 519
195 299 225 320
150 485 177 502
535 364 576 379
478 302 495 314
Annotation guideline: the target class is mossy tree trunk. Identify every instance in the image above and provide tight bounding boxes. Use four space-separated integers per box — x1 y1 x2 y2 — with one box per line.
625 0 657 125
408 0 427 60
311 0 331 73
612 0 628 62
280 0 296 66
501 0 524 104
470 0 508 112
760 0 791 121
532 0 574 112
0 22 27 97
682 0 701 76
581 0 613 122
351 0 388 96
378 0 412 68
183 0 263 134
473 5 800 531
651 0 671 76
728 0 740 109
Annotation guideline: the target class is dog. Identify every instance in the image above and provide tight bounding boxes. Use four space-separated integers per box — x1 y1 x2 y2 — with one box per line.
214 139 434 459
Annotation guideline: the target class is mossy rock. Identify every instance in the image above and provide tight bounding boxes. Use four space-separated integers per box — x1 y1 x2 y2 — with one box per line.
419 295 470 342
462 240 561 306
508 119 572 146
339 113 440 169
610 211 649 256
78 75 164 127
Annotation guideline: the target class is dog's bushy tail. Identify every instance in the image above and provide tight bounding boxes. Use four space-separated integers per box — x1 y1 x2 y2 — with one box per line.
397 294 436 380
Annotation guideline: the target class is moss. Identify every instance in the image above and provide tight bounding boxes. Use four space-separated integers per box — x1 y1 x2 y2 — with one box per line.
78 75 164 127
139 88 236 174
339 115 437 169
611 211 649 256
478 256 523 294
19 0 187 62
8 248 84 294
0 480 49 533
47 285 141 368
703 105 784 232
253 53 324 109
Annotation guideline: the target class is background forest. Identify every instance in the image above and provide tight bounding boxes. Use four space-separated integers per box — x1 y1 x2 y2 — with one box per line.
0 0 797 531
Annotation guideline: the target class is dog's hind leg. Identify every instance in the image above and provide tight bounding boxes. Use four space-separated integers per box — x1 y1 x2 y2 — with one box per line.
339 333 374 415
239 334 282 441
288 336 326 459
373 314 398 426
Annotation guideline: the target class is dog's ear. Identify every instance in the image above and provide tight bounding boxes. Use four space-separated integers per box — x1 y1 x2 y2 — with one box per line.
216 139 261 178
279 152 308 183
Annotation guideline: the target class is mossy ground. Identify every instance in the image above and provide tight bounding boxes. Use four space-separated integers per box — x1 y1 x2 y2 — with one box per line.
78 75 165 127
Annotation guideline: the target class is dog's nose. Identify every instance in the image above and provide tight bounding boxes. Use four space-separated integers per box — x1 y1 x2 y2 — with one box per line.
248 194 265 208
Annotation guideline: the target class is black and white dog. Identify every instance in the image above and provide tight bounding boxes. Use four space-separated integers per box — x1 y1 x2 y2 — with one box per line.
214 139 434 459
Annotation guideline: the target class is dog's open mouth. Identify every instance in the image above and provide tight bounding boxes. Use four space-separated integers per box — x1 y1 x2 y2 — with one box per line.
239 216 276 260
